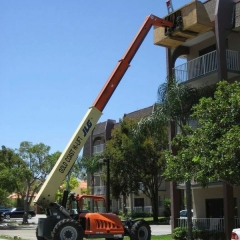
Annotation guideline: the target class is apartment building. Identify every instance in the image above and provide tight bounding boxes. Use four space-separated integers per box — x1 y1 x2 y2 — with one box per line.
82 105 170 215
153 0 240 239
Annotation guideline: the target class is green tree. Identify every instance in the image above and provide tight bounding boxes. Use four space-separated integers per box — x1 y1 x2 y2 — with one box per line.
104 118 138 203
105 115 168 221
56 175 79 203
132 111 168 221
0 146 27 206
190 80 240 185
17 141 60 217
157 77 215 239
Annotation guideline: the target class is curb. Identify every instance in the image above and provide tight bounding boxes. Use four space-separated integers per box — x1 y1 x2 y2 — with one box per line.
0 225 36 230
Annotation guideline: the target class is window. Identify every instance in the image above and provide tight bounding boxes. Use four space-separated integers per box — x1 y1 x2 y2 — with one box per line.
93 143 105 154
134 198 144 207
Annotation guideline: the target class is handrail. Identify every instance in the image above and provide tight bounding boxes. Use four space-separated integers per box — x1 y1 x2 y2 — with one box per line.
172 49 240 83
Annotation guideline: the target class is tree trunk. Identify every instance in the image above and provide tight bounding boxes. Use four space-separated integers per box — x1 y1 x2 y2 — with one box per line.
186 180 193 240
22 197 29 224
122 193 127 216
152 178 159 222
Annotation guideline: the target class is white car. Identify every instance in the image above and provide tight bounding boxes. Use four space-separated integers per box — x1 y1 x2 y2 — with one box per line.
231 228 240 239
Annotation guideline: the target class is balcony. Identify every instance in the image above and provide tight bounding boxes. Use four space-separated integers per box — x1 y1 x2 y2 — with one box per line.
177 180 222 189
173 49 240 87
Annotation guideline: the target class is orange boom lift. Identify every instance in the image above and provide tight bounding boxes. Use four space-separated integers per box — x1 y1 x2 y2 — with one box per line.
35 15 173 240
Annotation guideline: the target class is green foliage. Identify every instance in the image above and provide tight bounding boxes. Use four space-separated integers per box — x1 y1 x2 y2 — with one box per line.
1 142 60 212
157 77 215 130
56 175 79 203
158 77 215 239
164 126 197 183
0 146 27 193
190 80 240 185
81 154 102 177
80 154 103 194
172 227 225 240
163 198 171 217
0 189 13 207
193 229 225 240
104 118 142 198
172 227 187 239
158 77 216 183
104 115 168 221
0 142 61 214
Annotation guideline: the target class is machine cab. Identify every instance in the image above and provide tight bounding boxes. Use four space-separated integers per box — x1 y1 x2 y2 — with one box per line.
68 193 107 216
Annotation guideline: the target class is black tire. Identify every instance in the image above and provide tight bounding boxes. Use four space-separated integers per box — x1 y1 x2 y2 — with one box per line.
130 220 151 240
36 227 46 240
5 214 10 220
53 219 83 240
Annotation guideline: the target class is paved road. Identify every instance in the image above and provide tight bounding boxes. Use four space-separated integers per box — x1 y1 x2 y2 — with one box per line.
0 215 171 240
151 225 171 236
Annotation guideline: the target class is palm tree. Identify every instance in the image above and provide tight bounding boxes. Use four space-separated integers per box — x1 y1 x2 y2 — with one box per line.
157 77 215 240
80 154 103 195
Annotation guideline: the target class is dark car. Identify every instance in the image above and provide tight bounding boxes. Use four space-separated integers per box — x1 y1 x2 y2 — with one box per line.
2 207 36 219
0 206 11 212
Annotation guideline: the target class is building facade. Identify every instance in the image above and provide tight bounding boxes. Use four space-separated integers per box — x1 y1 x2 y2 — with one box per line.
153 0 240 239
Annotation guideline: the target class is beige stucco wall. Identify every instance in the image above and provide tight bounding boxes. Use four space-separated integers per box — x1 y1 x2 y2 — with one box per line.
192 185 240 218
228 31 240 51
186 30 240 61
192 185 223 218
187 35 216 61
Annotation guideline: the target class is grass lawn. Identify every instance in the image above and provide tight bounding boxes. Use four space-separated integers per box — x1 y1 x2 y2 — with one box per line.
151 235 172 240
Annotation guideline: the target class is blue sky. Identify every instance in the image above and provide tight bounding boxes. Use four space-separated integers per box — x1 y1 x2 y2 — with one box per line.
0 0 196 153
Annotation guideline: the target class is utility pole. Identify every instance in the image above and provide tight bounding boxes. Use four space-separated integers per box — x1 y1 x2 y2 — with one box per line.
166 0 174 14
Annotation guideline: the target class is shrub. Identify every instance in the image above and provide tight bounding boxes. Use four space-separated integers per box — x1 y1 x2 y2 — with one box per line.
173 227 225 240
164 198 171 217
118 210 123 216
172 227 187 239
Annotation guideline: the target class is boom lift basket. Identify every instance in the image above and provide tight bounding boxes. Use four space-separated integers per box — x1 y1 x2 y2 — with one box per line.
154 1 214 48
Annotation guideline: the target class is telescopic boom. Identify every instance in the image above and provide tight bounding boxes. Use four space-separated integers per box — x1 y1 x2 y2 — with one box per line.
34 14 173 208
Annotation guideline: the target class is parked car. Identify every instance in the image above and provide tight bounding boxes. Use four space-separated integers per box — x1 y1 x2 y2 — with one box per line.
169 209 193 225
180 209 193 219
231 228 240 239
1 207 36 219
0 206 12 212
